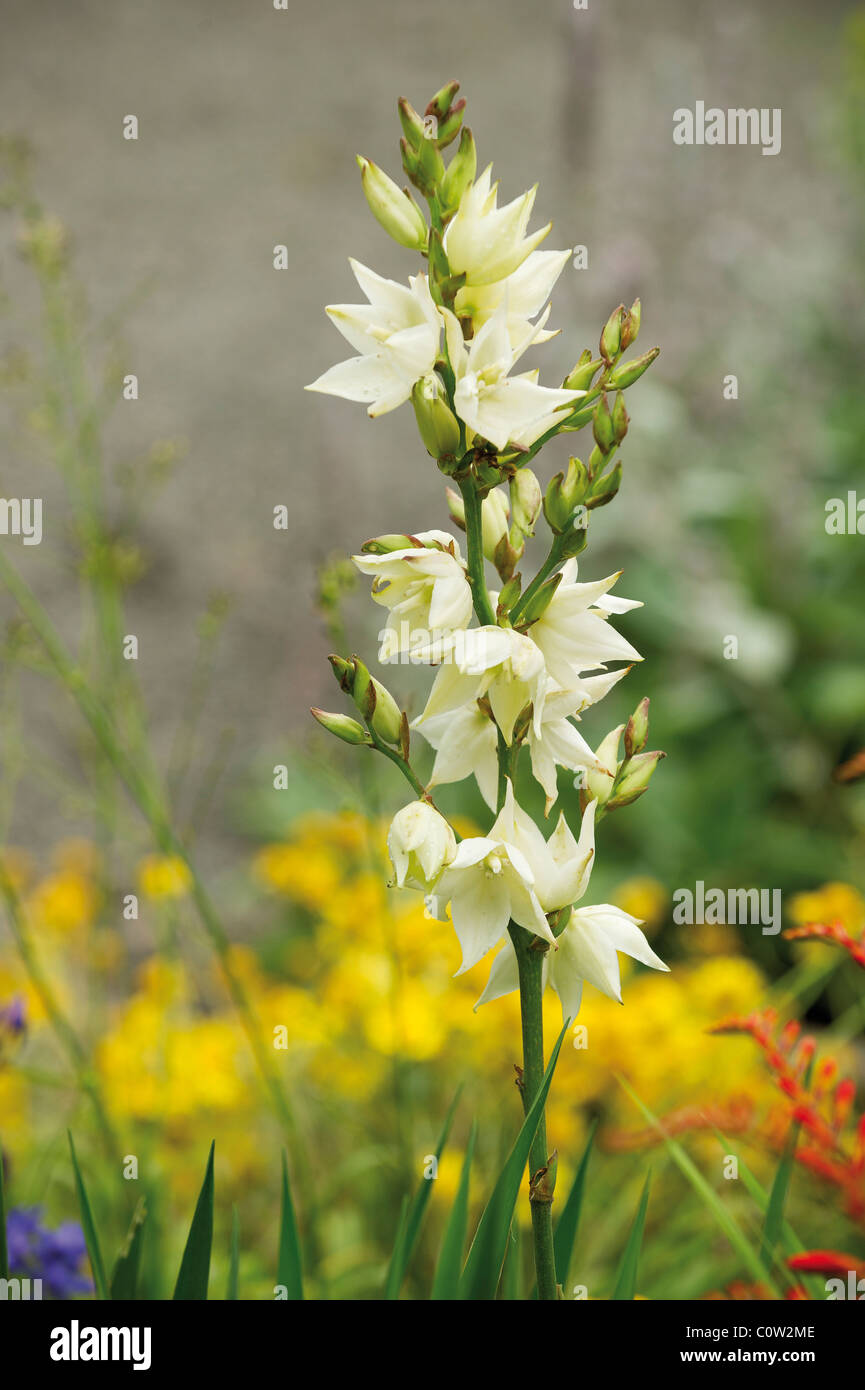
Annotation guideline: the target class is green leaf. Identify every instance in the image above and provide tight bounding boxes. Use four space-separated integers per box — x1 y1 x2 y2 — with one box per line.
385 1084 462 1299
67 1131 108 1300
0 1135 8 1280
109 1197 146 1300
460 1022 568 1301
226 1205 240 1301
431 1120 476 1301
173 1141 215 1300
277 1149 304 1300
617 1077 784 1297
500 1222 522 1301
611 1172 651 1299
761 1121 800 1266
553 1117 597 1290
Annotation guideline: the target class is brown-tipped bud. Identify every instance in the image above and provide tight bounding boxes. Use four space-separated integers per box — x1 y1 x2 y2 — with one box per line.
329 654 355 692
600 305 625 364
620 298 642 350
425 80 461 123
563 352 602 392
612 391 629 443
360 534 421 555
434 100 466 149
592 394 616 454
624 697 650 758
398 97 426 151
311 708 372 746
609 346 660 390
607 750 665 810
586 460 622 510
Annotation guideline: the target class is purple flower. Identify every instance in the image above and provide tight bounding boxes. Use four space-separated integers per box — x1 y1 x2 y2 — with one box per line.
5 1206 92 1299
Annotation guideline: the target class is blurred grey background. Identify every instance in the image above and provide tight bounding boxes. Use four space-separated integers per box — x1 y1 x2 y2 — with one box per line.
0 0 862 869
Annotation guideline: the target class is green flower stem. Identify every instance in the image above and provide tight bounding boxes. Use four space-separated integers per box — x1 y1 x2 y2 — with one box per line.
366 726 428 799
508 921 558 1301
458 473 497 626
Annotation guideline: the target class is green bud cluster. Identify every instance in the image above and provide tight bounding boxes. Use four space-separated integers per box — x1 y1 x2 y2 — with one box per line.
327 654 404 746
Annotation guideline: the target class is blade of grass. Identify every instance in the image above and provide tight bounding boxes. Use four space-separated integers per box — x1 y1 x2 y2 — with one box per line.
617 1076 784 1297
430 1120 476 1301
109 1197 146 1300
385 1083 462 1299
67 1131 108 1300
761 1121 800 1267
553 1117 598 1290
173 1140 215 1300
460 1021 567 1301
611 1172 651 1300
501 1222 522 1301
713 1131 823 1300
226 1205 240 1300
278 1149 303 1300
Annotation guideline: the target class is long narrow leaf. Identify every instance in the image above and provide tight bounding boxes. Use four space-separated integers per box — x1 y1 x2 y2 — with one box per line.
460 1022 568 1301
110 1197 146 1300
431 1120 476 1301
67 1131 108 1300
226 1205 240 1300
173 1140 215 1300
385 1084 462 1299
278 1149 304 1300
611 1173 651 1300
553 1118 598 1290
617 1077 784 1297
761 1122 800 1266
500 1221 522 1301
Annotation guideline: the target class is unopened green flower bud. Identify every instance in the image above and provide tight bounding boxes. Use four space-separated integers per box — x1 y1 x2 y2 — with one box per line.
311 708 372 746
329 654 403 744
398 97 427 151
593 395 616 454
607 750 665 809
600 305 625 364
544 457 589 532
356 157 428 251
612 391 629 443
624 697 650 758
434 101 466 149
586 460 622 510
360 534 421 555
368 678 403 744
584 725 623 804
425 80 461 124
608 346 660 390
481 487 510 561
563 352 602 392
620 298 641 350
411 374 461 460
439 127 477 213
509 468 542 541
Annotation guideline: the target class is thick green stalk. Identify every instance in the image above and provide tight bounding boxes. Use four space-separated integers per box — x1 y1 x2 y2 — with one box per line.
509 921 558 1300
458 473 497 626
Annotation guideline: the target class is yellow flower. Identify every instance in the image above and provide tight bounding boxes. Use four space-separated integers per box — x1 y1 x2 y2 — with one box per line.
789 882 865 932
137 854 192 900
27 869 100 935
613 877 668 931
